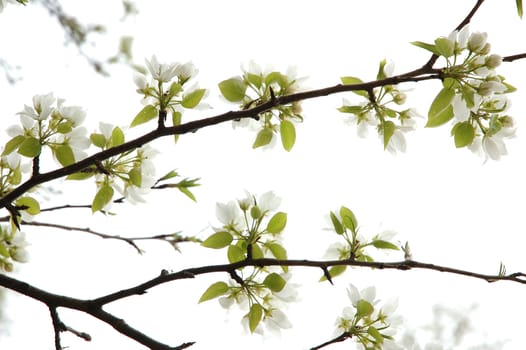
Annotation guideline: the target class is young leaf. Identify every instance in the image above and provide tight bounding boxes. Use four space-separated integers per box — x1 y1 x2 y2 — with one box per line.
128 167 142 187
227 244 245 263
330 211 344 234
517 0 523 18
263 273 286 292
55 144 75 166
16 196 40 215
248 304 263 333
372 240 399 250
112 126 125 146
338 105 364 114
268 243 287 260
453 121 475 148
201 231 233 249
340 206 358 232
182 88 206 108
252 128 273 148
130 105 158 127
382 121 396 150
17 137 41 158
92 184 114 213
172 111 182 143
319 265 347 281
426 87 455 127
411 41 440 55
356 299 374 317
340 76 368 97
246 73 262 88
434 37 454 57
266 212 287 234
90 133 107 149
251 243 264 259
367 326 383 344
198 281 228 303
218 77 246 102
2 135 25 156
280 120 296 152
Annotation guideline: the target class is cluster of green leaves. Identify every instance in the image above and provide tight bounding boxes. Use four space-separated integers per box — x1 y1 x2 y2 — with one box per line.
218 66 303 151
323 206 399 280
336 291 398 350
199 192 291 332
413 30 516 149
131 66 206 141
338 59 416 149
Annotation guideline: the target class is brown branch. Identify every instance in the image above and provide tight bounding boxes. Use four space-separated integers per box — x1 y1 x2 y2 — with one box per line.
18 220 198 254
1 255 523 349
0 71 440 210
310 332 350 350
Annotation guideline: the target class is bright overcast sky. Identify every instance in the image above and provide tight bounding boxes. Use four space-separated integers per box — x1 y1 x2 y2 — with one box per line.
1 1 526 349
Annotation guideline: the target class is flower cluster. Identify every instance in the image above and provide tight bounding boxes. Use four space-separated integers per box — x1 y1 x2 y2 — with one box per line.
68 122 158 211
323 206 399 280
334 284 402 350
338 60 421 154
413 26 516 160
0 225 29 272
218 61 305 151
199 191 296 334
3 93 89 168
131 55 207 133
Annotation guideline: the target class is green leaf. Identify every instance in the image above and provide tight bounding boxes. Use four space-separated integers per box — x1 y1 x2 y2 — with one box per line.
340 76 368 97
356 299 374 317
340 206 358 232
17 137 41 158
55 144 75 166
130 105 158 127
426 87 455 127
280 120 296 152
112 126 125 146
159 169 179 181
411 41 440 55
376 59 387 80
0 243 9 258
330 211 344 235
382 121 396 150
2 135 25 156
172 111 182 143
227 244 245 263
320 265 347 281
248 304 263 333
218 77 246 102
266 212 287 234
265 71 286 87
90 133 106 148
182 88 206 109
16 196 40 215
66 172 94 180
56 122 72 134
268 243 287 260
372 240 399 250
517 0 523 18
128 167 142 187
198 281 228 303
367 326 383 344
252 128 274 148
453 121 475 148
92 184 114 213
246 73 262 88
251 243 264 259
263 273 286 292
434 37 454 57
338 105 364 114
201 231 233 249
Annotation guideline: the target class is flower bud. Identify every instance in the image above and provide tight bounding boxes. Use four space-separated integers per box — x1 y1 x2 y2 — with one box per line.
478 81 506 96
467 32 488 53
393 92 406 105
485 54 502 69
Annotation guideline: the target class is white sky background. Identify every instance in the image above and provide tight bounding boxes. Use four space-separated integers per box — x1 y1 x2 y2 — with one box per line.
1 0 526 349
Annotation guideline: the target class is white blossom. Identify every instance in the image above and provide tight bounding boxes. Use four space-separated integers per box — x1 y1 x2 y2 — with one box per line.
145 55 179 82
